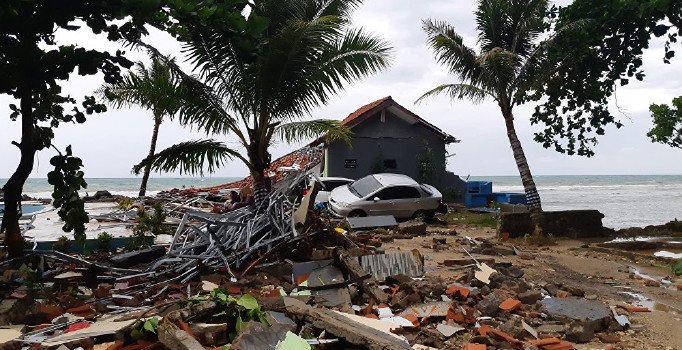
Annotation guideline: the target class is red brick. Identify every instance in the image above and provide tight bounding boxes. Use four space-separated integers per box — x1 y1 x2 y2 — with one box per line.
542 341 575 350
499 298 522 311
461 344 486 350
617 304 650 312
528 337 561 346
446 285 470 298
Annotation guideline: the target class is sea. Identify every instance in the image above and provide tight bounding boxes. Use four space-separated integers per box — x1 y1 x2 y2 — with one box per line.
469 175 682 229
5 175 682 229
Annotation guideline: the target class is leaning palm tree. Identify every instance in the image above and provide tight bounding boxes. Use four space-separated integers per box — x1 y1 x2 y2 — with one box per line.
135 0 391 205
418 0 551 235
99 58 182 197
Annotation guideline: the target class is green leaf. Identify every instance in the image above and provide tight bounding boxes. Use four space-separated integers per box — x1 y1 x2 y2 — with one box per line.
236 294 259 310
673 259 682 276
235 315 244 333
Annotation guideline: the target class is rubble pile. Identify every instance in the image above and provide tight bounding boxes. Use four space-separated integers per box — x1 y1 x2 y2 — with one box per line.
0 148 649 350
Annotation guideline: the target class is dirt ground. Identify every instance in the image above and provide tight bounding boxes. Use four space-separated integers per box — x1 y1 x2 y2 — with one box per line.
382 223 682 350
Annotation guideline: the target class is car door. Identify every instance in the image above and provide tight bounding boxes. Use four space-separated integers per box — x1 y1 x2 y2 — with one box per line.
389 186 423 218
366 187 401 216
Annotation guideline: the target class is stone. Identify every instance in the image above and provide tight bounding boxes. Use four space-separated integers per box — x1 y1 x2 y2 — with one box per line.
518 290 543 305
397 220 427 236
477 290 507 317
598 333 621 343
93 190 113 199
565 321 597 343
536 324 568 334
541 298 611 332
564 286 585 297
544 284 560 296
502 266 524 278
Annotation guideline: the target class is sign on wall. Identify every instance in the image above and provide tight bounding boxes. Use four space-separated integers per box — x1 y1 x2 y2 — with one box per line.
344 159 357 169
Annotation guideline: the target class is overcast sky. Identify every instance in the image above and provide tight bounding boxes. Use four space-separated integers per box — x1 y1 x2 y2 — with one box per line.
1 0 681 180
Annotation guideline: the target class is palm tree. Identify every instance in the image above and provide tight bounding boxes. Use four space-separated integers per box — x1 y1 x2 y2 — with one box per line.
418 0 551 235
135 0 391 205
99 58 183 197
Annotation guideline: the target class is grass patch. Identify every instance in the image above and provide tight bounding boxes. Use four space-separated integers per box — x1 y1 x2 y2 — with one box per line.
443 211 499 228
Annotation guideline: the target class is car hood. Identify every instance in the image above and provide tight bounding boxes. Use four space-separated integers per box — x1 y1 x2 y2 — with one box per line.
329 184 360 204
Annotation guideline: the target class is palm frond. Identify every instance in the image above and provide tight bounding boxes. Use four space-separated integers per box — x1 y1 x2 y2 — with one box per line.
279 27 391 119
275 119 352 144
416 83 493 104
98 58 183 118
422 19 480 83
132 140 246 176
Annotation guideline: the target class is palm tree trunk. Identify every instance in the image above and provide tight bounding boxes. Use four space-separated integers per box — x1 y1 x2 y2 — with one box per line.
252 171 269 210
502 111 544 236
139 113 162 197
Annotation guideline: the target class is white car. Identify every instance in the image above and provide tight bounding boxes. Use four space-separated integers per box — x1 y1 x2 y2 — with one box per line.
313 177 355 203
328 173 446 219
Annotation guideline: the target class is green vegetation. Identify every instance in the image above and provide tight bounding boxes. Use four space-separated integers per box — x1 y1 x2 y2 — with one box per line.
96 231 113 252
529 0 681 156
0 0 261 259
418 0 552 235
128 203 166 250
53 236 70 253
649 97 682 150
130 317 159 341
117 197 135 210
133 0 391 205
188 290 269 342
673 259 682 276
444 212 498 228
100 58 184 197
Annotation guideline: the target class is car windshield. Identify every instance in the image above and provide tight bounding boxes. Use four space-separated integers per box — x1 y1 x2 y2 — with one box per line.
349 176 382 198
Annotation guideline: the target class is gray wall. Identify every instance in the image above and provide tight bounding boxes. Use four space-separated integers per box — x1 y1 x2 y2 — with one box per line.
325 110 446 182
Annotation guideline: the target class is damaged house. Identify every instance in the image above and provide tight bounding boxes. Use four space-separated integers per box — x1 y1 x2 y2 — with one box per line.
318 96 466 196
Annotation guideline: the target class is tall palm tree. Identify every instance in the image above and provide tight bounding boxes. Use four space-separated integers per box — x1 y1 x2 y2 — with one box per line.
99 58 183 197
135 0 391 205
418 0 551 235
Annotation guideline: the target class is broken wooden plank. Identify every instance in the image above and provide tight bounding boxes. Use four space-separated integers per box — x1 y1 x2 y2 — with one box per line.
338 252 388 304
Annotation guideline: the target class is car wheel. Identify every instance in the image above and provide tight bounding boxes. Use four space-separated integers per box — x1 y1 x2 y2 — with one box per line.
413 210 435 221
348 210 367 218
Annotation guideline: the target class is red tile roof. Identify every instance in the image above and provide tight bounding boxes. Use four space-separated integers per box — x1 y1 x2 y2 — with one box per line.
162 149 321 197
341 96 392 125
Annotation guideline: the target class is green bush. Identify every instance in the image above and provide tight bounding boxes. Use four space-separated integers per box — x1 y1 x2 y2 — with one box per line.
53 236 70 252
673 259 682 276
96 231 113 252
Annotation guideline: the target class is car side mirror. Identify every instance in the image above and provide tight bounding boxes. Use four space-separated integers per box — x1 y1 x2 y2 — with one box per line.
373 197 380 202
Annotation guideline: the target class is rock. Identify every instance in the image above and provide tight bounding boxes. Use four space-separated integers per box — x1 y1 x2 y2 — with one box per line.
544 284 559 296
541 297 611 332
518 290 543 305
565 286 585 297
536 323 568 334
0 299 29 326
385 274 414 286
501 266 524 278
93 190 113 199
584 294 598 300
565 321 597 343
476 290 507 317
398 221 427 236
598 333 621 343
